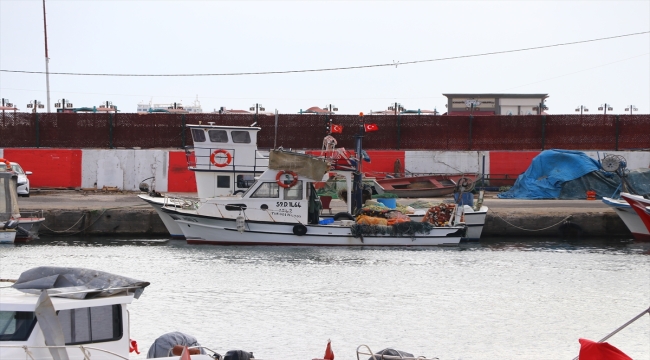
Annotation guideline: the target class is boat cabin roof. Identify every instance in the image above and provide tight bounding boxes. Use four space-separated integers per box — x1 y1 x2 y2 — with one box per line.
0 287 135 312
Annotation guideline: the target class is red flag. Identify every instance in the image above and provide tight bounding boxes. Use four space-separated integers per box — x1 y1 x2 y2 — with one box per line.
324 340 334 360
364 123 379 132
129 339 140 354
331 124 343 134
578 338 632 360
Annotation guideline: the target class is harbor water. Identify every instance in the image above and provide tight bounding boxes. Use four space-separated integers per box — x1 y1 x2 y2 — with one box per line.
1 237 649 360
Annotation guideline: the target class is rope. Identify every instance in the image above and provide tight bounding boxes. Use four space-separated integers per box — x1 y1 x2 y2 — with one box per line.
490 210 573 232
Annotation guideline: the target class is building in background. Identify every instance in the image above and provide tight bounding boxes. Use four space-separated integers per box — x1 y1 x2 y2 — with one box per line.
443 93 549 115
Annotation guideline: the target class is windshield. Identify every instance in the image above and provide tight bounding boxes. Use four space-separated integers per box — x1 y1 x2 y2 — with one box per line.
0 311 37 341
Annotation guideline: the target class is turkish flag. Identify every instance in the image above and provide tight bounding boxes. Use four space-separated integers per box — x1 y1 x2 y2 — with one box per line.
578 338 632 360
364 123 379 132
129 339 140 354
331 124 343 134
324 340 334 360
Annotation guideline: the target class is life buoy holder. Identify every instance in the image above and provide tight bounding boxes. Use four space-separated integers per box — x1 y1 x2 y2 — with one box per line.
210 149 232 167
0 158 10 169
276 170 298 188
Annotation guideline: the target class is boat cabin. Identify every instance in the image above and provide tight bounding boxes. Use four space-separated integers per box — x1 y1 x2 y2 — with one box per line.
0 287 135 359
187 124 269 198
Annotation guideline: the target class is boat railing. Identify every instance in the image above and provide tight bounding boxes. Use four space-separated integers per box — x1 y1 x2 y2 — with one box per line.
0 344 129 359
162 195 199 210
18 210 44 219
184 146 269 173
356 345 439 360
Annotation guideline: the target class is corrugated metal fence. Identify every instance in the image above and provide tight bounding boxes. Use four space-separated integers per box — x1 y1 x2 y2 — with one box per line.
1 112 648 150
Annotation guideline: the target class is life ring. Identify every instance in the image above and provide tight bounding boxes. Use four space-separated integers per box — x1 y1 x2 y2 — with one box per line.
0 158 10 169
276 170 298 188
210 149 232 167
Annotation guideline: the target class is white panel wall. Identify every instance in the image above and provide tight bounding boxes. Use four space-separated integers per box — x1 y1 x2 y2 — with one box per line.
582 151 650 170
404 151 490 175
81 150 169 191
0 149 3 158
499 98 542 106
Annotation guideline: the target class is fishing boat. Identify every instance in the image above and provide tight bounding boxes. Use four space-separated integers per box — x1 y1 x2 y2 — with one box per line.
377 174 478 198
14 211 46 243
138 123 269 238
620 192 650 239
602 196 650 241
0 166 20 244
162 119 466 246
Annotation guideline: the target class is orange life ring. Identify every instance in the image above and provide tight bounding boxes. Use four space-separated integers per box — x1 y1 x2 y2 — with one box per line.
0 158 10 169
276 170 298 188
210 149 232 167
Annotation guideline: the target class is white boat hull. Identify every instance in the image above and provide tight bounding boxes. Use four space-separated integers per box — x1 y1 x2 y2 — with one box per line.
0 229 17 244
138 194 187 238
167 210 463 246
603 197 650 241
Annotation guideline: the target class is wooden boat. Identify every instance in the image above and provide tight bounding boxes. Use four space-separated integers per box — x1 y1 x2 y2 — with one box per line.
620 192 650 240
377 174 477 198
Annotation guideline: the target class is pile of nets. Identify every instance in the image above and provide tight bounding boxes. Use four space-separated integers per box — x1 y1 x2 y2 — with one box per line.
350 207 433 237
421 203 457 226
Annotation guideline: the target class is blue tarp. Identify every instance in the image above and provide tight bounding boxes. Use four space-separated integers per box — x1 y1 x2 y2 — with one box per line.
498 150 601 199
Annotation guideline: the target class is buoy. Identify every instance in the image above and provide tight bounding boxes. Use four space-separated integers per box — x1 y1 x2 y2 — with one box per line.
236 215 246 233
586 190 596 200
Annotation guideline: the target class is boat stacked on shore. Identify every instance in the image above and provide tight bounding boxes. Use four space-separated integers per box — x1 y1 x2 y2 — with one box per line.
0 161 45 244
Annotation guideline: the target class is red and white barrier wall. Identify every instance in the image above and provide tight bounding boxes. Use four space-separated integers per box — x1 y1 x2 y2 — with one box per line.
1 148 649 192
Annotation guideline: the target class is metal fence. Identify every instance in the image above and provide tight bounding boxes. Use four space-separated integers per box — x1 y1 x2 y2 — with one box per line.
1 112 648 150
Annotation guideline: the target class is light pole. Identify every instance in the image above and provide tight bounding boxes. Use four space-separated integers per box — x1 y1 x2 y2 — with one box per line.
54 98 73 112
323 104 338 114
1 98 15 115
575 105 589 115
249 103 265 121
26 100 45 113
534 100 548 115
598 104 613 114
388 102 404 115
624 105 638 115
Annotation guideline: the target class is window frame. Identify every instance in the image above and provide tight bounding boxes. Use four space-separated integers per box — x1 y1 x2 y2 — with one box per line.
57 304 123 346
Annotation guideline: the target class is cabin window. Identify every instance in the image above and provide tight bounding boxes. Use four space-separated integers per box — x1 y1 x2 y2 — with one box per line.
284 181 303 200
231 131 251 144
208 130 228 143
0 311 37 341
236 175 255 189
58 304 122 345
217 175 230 188
250 182 279 198
191 129 206 143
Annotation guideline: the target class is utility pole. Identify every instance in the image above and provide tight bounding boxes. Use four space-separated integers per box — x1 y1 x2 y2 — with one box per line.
42 0 51 112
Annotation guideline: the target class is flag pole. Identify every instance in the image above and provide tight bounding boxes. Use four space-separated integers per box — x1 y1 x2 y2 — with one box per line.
42 0 51 113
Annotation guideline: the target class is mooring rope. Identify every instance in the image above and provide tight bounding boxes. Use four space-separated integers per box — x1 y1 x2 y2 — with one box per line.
489 210 573 232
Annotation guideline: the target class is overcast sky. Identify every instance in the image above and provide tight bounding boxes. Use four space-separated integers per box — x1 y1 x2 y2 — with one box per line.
1 0 649 114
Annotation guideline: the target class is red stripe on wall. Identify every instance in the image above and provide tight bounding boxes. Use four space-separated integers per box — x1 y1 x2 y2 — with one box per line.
3 149 82 188
489 151 540 186
168 151 197 192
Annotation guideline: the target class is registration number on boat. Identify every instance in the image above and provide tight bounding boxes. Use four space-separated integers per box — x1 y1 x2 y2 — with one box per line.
276 201 301 208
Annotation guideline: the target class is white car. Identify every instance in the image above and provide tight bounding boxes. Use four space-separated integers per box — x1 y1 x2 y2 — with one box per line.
0 162 32 197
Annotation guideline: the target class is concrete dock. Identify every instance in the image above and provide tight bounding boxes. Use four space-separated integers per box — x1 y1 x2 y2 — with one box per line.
17 190 633 239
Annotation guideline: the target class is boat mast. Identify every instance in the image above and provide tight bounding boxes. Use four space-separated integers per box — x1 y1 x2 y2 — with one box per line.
42 0 51 113
351 113 365 214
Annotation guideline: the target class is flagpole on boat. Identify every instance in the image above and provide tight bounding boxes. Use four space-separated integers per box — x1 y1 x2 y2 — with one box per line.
352 112 365 214
42 0 51 113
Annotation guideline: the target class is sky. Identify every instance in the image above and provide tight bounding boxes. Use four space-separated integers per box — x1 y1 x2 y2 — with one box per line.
1 0 649 115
